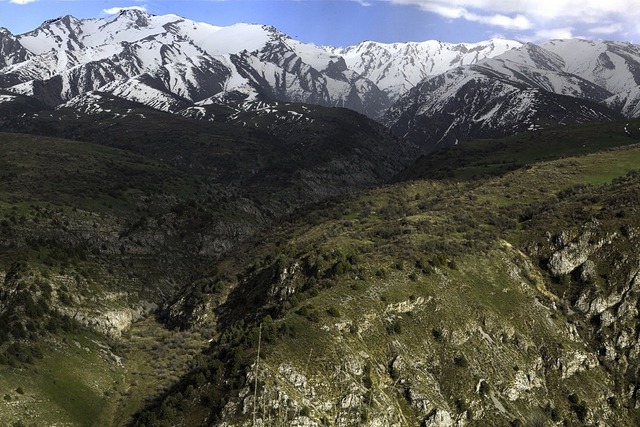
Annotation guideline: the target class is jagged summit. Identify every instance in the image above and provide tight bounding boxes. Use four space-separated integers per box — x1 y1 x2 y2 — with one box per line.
327 37 521 100
1 11 640 148
0 12 519 118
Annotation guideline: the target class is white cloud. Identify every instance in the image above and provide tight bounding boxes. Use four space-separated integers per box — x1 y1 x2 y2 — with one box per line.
589 23 624 35
534 27 575 40
388 0 638 20
415 3 532 30
474 13 531 30
388 0 636 39
9 0 37 4
103 5 147 15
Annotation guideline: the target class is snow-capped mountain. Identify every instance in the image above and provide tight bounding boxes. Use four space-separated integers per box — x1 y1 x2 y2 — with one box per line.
0 10 395 116
383 39 640 150
384 64 618 149
330 38 521 102
3 10 640 151
542 39 640 94
541 39 640 118
0 10 518 118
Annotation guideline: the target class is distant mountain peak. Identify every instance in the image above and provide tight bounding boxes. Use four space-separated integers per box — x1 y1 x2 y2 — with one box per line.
109 8 153 29
118 8 150 17
1 11 639 143
260 24 289 38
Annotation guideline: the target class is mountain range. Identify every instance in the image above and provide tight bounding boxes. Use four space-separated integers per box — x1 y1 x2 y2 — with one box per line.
3 9 640 427
3 10 640 151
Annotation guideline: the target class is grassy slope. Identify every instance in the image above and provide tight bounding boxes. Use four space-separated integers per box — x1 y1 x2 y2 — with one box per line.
0 132 184 211
0 323 209 427
396 118 640 182
0 132 237 426
2 115 640 426
135 126 640 426
0 328 128 426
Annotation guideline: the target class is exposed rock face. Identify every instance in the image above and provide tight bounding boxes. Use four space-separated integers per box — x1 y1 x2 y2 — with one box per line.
529 210 640 414
0 261 157 339
547 224 616 276
423 409 454 427
203 247 627 426
57 301 157 337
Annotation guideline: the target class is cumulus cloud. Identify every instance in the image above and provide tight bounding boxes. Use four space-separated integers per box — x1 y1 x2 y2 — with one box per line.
406 2 532 30
534 27 575 40
388 0 637 20
103 5 147 15
388 0 636 39
589 23 624 35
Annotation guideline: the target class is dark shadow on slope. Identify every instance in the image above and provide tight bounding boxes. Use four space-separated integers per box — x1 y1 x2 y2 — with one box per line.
395 118 640 183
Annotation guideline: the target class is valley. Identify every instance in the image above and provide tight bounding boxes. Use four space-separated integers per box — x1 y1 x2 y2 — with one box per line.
1 8 640 427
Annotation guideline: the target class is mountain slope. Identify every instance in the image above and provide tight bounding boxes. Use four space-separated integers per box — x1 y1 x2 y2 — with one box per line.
542 39 640 96
395 118 640 182
381 39 640 151
383 63 619 150
0 92 417 210
0 11 392 116
331 38 521 103
131 122 640 427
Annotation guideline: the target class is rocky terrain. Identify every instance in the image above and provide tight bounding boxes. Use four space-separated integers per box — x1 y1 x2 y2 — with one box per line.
128 119 640 426
0 96 415 426
2 9 640 427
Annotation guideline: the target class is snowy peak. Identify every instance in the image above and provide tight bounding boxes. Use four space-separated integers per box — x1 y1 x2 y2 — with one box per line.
19 15 89 54
193 23 284 56
0 27 31 69
331 38 521 101
3 9 640 144
116 8 151 24
541 39 640 95
492 42 565 71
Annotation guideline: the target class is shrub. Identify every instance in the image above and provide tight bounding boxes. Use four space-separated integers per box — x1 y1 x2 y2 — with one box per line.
326 306 341 317
386 320 402 335
453 355 468 368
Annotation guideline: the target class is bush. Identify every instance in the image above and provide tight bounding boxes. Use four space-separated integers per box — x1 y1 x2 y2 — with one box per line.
386 320 402 335
326 306 341 317
453 355 468 368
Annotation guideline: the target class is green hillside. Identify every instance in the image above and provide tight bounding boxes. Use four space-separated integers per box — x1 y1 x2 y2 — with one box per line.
134 129 640 426
0 132 247 426
396 118 640 182
2 117 640 426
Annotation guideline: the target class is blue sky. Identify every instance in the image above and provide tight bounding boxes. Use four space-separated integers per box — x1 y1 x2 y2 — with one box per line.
0 0 637 46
